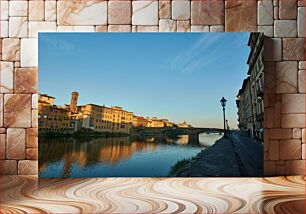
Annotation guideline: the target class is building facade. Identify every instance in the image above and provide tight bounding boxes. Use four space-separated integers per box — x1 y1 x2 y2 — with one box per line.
132 116 148 127
247 33 264 140
39 93 134 134
236 78 254 137
236 33 264 141
38 94 73 132
177 121 192 128
39 92 189 134
78 104 133 133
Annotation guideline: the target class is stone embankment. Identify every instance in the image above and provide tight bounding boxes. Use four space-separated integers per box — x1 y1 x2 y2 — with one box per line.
174 131 263 177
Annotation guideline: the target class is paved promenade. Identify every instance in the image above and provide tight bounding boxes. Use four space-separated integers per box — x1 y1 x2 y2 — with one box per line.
175 131 263 177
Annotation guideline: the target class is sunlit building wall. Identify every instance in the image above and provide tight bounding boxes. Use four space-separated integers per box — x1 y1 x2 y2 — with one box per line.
38 94 72 132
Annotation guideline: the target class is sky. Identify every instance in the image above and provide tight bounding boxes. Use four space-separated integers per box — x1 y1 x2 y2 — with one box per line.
39 32 250 129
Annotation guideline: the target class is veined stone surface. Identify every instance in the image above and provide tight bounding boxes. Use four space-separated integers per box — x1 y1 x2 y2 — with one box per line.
276 61 298 93
297 7 305 37
274 6 279 20
4 94 32 128
45 1 57 21
26 148 38 160
298 70 305 93
32 94 38 110
26 128 38 148
29 1 45 21
293 128 302 139
0 134 5 159
282 94 305 114
108 25 131 32
1 1 9 21
95 26 108 32
0 21 8 38
6 128 26 160
9 17 28 38
282 38 305 61
108 1 131 25
57 26 95 32
192 0 224 25
268 128 289 140
57 1 107 26
172 1 190 21
159 19 176 32
282 114 306 128
279 139 302 160
32 110 38 128
0 62 14 93
210 25 224 32
2 38 20 61
29 21 57 38
258 0 274 25
18 160 38 175
9 1 28 17
136 26 159 32
0 95 3 128
21 39 38 67
159 1 171 19
274 20 297 37
191 25 209 32
299 61 306 70
279 0 297 19
14 68 38 94
225 0 256 32
132 1 158 26
258 26 274 37
177 21 190 32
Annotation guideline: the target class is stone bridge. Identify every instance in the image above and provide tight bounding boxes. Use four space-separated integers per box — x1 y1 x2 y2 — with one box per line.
131 127 224 144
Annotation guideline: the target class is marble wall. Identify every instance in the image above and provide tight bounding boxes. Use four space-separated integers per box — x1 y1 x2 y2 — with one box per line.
0 0 305 176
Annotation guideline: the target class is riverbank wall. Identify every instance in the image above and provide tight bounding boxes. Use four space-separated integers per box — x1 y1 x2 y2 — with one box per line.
174 136 241 177
174 130 264 177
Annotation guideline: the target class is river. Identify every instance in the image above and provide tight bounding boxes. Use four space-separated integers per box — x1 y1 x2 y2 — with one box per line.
39 133 222 177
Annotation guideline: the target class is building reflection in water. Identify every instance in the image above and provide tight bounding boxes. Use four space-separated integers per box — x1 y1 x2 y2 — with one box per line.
39 136 160 176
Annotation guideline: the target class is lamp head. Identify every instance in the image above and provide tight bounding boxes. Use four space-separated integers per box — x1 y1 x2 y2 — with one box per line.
220 97 227 107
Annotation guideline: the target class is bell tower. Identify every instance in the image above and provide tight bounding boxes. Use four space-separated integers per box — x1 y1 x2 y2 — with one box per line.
70 91 79 112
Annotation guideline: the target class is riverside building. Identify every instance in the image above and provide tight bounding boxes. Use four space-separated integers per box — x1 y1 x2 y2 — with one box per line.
236 33 264 141
39 92 186 134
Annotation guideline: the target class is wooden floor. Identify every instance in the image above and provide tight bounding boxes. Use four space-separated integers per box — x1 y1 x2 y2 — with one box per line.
0 176 305 214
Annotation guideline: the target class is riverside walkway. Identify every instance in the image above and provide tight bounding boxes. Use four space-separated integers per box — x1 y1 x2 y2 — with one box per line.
175 131 263 177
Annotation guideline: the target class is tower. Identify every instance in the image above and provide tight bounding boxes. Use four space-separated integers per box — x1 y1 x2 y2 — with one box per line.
70 91 79 112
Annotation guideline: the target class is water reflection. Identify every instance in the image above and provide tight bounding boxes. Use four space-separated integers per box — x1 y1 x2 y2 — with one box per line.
39 134 221 177
199 133 223 147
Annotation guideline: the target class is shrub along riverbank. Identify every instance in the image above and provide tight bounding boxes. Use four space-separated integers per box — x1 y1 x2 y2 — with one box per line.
168 156 198 177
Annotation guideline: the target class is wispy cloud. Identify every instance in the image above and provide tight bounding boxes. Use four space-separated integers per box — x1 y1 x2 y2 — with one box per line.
167 34 245 74
39 35 82 53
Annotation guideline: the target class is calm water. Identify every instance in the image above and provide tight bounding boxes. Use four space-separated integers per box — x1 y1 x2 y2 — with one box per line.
39 133 222 177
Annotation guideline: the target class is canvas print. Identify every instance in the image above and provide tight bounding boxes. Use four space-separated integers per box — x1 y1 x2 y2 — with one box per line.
38 33 264 178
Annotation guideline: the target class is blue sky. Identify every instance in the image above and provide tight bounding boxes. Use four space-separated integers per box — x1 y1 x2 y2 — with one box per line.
39 33 250 129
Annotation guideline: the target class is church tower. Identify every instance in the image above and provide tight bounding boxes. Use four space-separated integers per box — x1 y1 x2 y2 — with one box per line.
70 91 79 112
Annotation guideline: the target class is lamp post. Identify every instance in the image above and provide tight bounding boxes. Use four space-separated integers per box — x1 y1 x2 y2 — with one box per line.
220 97 227 138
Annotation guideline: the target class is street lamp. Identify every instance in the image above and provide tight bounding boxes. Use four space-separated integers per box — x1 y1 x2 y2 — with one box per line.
220 97 227 138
